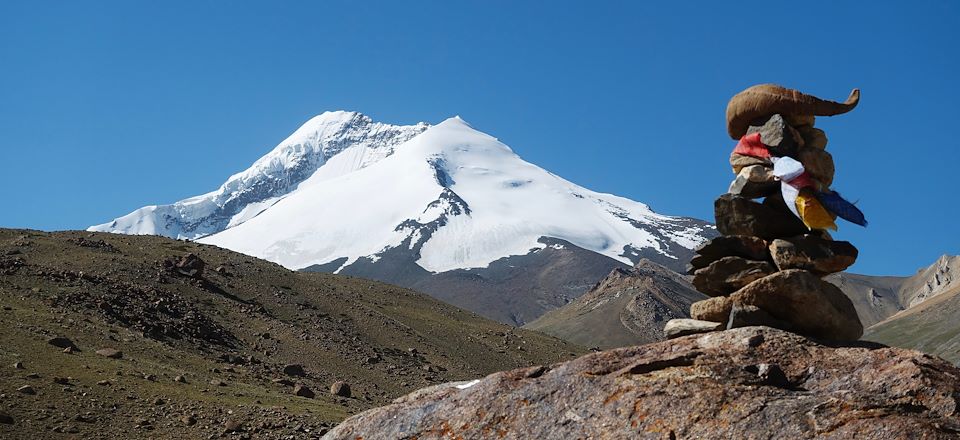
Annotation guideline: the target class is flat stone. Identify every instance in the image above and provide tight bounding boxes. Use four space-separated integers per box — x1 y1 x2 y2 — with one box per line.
730 152 771 175
17 385 35 395
272 378 294 387
693 256 777 297
689 235 769 273
796 125 828 149
730 269 863 341
728 165 779 199
690 296 733 323
96 348 123 359
715 194 809 239
663 319 723 339
797 147 834 187
746 114 799 157
0 411 13 424
769 236 858 274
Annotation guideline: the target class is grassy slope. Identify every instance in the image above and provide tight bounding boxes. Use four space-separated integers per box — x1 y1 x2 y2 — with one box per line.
863 283 960 365
0 229 584 439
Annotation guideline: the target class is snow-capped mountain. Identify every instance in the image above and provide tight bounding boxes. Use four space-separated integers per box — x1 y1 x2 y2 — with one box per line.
91 111 715 324
89 111 428 239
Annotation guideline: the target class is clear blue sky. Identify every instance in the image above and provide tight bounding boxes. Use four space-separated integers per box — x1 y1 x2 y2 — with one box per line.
1 1 957 276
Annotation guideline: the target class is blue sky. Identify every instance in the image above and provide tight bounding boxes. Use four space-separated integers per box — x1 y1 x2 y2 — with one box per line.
1 1 957 276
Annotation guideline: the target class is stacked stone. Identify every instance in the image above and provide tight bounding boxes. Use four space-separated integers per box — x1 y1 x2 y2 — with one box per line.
664 85 864 342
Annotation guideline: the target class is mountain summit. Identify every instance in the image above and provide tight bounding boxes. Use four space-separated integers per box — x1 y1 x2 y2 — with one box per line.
91 112 715 324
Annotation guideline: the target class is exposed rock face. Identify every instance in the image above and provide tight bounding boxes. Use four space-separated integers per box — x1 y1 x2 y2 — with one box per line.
714 194 809 239
730 270 863 341
95 348 122 359
323 327 960 439
769 235 858 274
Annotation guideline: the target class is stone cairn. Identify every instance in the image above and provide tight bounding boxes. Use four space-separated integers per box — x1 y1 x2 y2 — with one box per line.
665 84 865 341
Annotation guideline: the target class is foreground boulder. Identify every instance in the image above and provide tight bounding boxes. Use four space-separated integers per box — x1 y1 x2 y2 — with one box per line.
323 327 960 439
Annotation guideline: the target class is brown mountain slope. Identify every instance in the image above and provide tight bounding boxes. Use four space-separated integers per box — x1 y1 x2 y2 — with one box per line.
524 259 707 349
827 272 907 327
0 229 583 439
830 255 960 327
863 283 960 364
826 255 960 364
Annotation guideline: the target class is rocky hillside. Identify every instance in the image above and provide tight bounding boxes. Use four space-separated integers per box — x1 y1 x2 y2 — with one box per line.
324 326 960 439
524 259 707 349
864 282 960 364
0 229 583 439
826 255 960 363
830 254 960 326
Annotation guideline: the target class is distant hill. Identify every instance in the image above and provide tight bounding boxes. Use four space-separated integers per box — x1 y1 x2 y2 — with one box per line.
524 259 707 349
0 229 583 439
830 255 960 363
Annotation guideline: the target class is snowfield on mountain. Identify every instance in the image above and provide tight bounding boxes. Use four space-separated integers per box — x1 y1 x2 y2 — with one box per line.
91 111 713 275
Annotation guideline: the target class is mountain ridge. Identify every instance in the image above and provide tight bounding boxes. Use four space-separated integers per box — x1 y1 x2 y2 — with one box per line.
89 111 717 325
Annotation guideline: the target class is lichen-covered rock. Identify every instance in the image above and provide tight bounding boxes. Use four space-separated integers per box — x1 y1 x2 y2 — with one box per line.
769 235 858 274
323 327 960 439
692 256 776 296
730 269 863 341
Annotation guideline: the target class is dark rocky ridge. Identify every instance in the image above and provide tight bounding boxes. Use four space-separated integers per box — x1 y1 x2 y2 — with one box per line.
524 259 707 349
325 326 960 439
